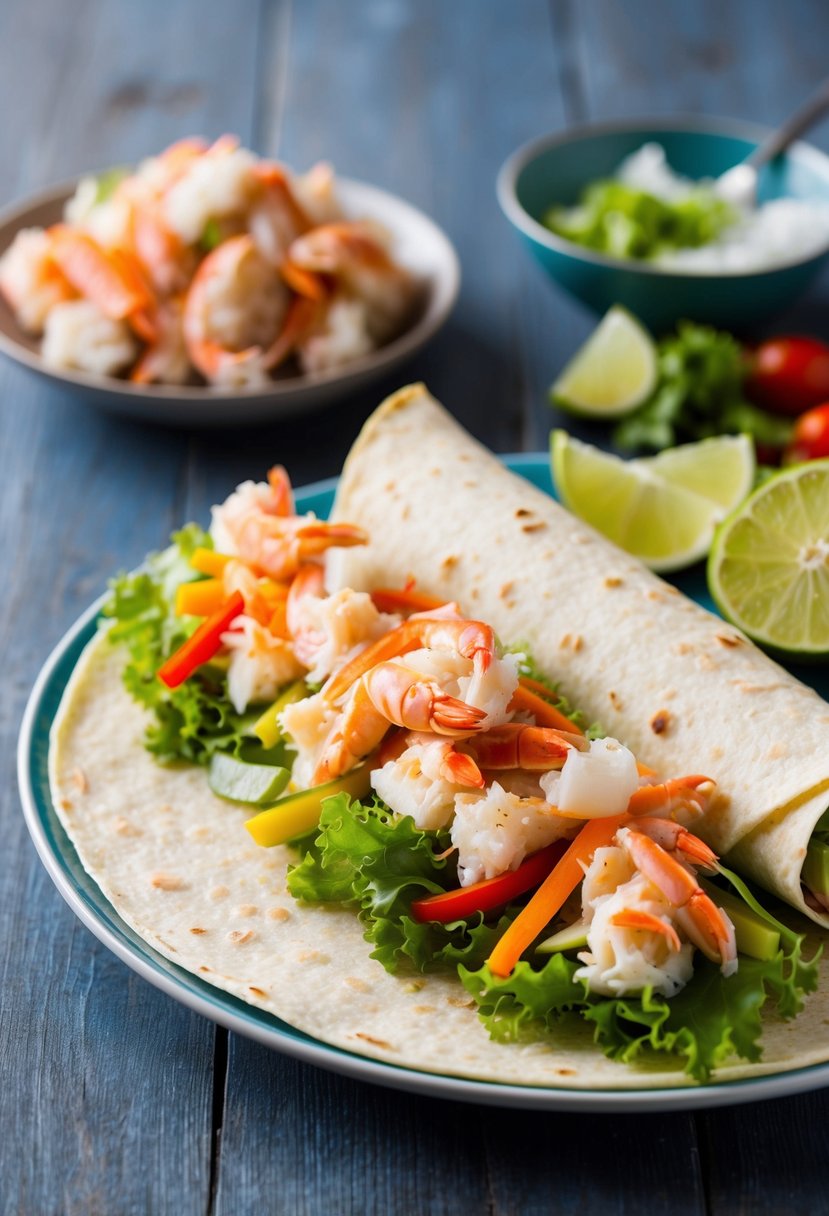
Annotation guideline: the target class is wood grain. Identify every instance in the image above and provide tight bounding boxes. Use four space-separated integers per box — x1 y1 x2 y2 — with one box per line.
3 0 829 1212
0 0 268 1212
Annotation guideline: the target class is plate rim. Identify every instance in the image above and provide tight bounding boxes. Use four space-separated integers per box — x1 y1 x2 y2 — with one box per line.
17 455 829 1112
0 173 460 408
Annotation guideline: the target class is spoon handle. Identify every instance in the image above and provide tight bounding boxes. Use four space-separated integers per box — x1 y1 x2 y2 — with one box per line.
747 78 829 170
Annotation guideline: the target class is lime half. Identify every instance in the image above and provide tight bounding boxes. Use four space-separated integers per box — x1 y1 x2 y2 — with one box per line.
550 306 657 418
551 431 753 572
708 460 829 655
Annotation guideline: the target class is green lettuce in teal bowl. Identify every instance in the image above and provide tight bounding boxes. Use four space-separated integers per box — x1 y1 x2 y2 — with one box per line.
497 117 829 332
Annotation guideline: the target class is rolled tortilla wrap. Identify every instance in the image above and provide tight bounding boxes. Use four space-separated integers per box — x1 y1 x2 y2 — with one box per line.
329 384 829 927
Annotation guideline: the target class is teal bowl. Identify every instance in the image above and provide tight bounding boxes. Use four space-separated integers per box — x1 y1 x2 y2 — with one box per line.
498 116 829 333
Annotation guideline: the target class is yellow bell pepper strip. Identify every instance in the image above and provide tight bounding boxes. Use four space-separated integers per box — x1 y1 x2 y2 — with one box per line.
510 682 583 735
190 547 233 577
487 813 629 977
245 766 373 847
410 840 568 924
157 591 244 688
175 577 226 618
253 680 308 749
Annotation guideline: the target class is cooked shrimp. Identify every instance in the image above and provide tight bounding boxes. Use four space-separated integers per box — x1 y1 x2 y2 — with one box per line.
286 565 399 684
576 855 696 998
42 300 139 376
626 775 715 820
221 559 289 633
284 220 415 343
290 162 344 226
297 296 374 374
314 660 486 783
3 140 413 386
323 609 495 703
460 723 577 772
133 137 209 197
163 137 260 245
0 228 74 334
248 162 311 266
131 200 196 296
48 227 156 342
617 826 736 974
130 295 190 384
63 177 134 253
371 734 483 832
182 234 292 386
210 471 368 580
450 782 577 886
221 614 304 713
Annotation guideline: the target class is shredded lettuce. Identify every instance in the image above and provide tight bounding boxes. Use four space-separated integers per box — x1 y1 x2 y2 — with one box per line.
288 793 511 972
544 180 736 261
101 524 265 765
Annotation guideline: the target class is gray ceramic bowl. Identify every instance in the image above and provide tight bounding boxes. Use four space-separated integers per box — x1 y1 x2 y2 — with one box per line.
498 116 829 332
0 176 460 426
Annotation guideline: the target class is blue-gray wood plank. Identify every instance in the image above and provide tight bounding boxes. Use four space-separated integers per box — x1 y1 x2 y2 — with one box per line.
2 0 829 1212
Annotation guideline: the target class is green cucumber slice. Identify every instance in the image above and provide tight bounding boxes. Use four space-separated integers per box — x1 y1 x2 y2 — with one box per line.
536 920 589 954
803 839 829 902
208 753 290 806
700 878 780 961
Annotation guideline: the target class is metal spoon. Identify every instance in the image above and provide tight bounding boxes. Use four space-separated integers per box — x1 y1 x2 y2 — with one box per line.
716 78 829 208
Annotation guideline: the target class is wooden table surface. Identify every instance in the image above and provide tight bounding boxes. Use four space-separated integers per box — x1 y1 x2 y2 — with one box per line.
4 1 829 1211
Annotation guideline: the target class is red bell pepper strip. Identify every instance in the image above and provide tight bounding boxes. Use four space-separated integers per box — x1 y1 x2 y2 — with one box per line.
410 840 568 924
157 591 244 688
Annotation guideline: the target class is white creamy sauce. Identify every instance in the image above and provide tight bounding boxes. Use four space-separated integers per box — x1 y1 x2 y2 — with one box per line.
617 142 829 272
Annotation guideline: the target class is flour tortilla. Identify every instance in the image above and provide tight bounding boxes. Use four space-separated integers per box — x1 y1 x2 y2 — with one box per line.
329 385 829 928
48 382 829 1087
49 630 829 1087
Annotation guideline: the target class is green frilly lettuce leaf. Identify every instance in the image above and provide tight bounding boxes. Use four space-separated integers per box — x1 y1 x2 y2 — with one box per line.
288 793 510 973
461 866 820 1082
101 524 263 765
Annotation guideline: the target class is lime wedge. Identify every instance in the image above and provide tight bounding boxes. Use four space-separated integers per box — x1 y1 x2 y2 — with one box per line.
550 306 657 418
643 434 755 509
708 460 829 655
551 431 750 572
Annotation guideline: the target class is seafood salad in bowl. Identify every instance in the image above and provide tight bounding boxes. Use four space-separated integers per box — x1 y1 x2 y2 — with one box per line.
0 139 457 422
44 390 828 1092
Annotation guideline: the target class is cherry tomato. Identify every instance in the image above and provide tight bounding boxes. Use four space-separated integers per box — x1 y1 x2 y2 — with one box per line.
786 403 829 463
746 336 829 416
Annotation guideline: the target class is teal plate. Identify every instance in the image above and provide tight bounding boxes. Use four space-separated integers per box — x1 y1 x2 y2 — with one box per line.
17 457 829 1111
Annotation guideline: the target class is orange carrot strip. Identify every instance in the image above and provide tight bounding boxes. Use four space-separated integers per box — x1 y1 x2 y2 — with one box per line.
517 675 558 698
636 761 658 779
487 813 628 977
175 578 226 617
190 548 233 577
510 683 583 735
